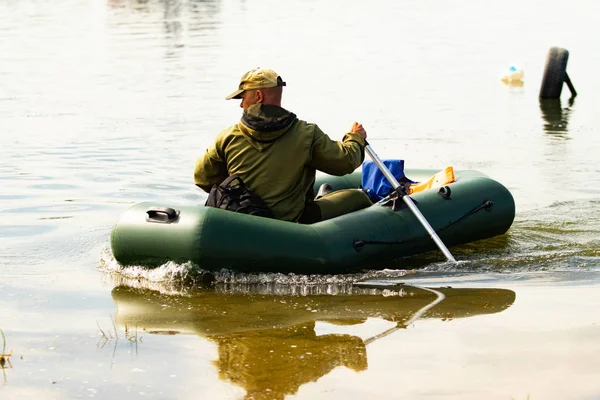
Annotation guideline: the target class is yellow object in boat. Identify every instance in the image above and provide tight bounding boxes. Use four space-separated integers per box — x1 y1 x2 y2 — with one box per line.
409 166 455 194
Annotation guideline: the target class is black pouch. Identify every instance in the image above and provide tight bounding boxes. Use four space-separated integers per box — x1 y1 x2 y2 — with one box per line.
205 175 274 218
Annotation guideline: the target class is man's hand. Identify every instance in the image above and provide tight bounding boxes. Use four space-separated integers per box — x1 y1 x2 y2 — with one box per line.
350 122 367 139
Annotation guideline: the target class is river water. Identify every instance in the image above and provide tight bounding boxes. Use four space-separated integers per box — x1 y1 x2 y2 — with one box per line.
1 0 599 399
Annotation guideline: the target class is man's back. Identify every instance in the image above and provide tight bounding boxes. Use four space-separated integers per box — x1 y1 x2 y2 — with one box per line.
194 104 365 221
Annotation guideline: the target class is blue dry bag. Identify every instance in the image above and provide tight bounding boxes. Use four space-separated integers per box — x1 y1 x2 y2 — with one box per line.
361 160 413 202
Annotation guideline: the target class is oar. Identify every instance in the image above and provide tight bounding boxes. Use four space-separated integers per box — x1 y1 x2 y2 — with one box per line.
363 285 445 345
364 141 458 263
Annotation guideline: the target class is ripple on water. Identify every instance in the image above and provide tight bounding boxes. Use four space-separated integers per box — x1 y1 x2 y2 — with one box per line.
419 200 600 274
1 203 97 214
73 173 121 183
0 194 27 200
97 247 415 295
0 224 56 238
0 174 54 181
27 183 81 190
104 190 164 200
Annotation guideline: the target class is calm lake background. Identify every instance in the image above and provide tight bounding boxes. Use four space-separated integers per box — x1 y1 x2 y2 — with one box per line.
1 0 599 399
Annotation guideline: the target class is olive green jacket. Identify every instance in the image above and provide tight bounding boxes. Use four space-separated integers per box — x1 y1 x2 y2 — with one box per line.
194 104 365 221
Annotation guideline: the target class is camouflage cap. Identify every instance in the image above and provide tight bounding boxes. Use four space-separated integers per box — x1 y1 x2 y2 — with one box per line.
225 68 286 100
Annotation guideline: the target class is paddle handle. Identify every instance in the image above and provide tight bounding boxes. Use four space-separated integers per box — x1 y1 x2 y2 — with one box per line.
364 142 457 264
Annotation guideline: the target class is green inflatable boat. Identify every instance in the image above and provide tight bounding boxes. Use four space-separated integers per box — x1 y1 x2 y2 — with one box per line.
110 168 515 273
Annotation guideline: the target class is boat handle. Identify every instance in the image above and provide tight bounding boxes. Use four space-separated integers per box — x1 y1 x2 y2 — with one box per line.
438 186 452 200
146 207 180 223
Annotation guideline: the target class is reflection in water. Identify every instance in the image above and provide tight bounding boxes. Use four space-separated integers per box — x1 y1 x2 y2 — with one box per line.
112 284 515 399
1 328 12 385
106 0 221 23
216 323 367 400
163 0 183 38
501 79 524 88
539 97 575 136
106 0 222 55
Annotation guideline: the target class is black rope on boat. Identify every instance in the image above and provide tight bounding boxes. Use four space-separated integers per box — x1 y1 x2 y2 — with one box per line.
353 239 403 252
353 200 494 251
442 200 493 230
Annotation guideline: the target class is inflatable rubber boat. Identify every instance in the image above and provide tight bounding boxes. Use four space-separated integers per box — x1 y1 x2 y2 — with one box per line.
110 167 515 273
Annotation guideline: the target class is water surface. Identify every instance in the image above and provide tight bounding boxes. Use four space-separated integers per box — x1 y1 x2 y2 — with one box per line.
1 0 599 398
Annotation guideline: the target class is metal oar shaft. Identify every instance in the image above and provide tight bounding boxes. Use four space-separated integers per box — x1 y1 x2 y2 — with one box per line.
363 285 445 345
365 143 457 263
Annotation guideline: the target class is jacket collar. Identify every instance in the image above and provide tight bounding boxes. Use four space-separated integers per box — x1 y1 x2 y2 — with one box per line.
241 104 297 133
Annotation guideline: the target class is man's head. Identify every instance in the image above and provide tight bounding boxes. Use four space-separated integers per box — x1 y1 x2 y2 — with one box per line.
225 68 286 110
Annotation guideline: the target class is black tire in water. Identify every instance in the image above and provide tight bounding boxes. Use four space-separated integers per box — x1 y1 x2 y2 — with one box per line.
539 47 569 99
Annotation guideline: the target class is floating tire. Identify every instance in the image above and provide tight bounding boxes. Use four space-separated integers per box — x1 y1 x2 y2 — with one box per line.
539 47 569 99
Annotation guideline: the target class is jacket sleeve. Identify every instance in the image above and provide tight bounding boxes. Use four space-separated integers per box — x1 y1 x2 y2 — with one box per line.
193 139 228 192
307 125 366 176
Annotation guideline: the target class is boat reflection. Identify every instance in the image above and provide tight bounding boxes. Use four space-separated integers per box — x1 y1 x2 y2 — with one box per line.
539 97 574 136
111 284 515 399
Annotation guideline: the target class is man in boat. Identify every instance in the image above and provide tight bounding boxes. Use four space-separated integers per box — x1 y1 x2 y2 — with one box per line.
194 68 372 223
